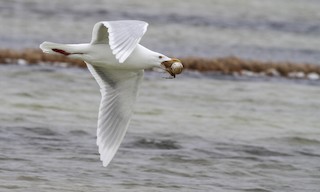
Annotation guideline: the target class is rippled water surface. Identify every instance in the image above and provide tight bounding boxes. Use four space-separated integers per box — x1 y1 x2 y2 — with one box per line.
1 0 320 63
1 64 320 192
1 0 320 191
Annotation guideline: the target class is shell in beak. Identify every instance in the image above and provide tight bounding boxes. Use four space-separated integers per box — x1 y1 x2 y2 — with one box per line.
161 58 183 78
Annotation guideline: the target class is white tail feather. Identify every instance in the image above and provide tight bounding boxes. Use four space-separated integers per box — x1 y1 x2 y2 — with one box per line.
39 42 89 56
39 41 66 54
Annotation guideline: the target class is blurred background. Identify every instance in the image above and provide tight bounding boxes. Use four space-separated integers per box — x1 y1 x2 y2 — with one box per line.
2 0 320 63
1 0 320 192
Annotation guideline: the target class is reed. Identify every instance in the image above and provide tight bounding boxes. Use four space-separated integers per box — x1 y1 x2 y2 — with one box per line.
181 57 320 77
1 48 320 79
0 48 86 68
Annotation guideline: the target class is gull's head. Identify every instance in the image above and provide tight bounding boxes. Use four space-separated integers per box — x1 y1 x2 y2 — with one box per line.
157 55 183 78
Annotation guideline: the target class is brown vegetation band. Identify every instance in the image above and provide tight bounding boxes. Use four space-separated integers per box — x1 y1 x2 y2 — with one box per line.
1 48 320 77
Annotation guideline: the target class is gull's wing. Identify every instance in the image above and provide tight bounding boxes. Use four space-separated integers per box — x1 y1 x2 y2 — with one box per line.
86 62 144 167
90 20 148 63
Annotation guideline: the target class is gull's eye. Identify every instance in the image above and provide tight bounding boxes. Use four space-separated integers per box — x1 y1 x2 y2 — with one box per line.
159 56 163 59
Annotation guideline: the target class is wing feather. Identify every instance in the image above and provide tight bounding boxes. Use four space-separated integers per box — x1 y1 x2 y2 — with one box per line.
86 63 144 167
112 37 132 56
90 20 148 63
115 38 135 61
109 31 129 45
120 38 140 63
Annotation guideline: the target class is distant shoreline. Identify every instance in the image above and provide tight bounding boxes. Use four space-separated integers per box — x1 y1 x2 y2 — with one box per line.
1 48 319 80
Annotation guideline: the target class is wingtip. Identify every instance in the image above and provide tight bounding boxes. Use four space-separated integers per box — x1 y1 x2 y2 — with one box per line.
118 57 125 63
102 162 109 167
101 156 113 167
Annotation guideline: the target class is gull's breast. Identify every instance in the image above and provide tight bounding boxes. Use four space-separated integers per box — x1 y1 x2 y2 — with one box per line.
87 44 156 70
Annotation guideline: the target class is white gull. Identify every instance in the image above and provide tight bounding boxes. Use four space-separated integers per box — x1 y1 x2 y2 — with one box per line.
40 20 183 167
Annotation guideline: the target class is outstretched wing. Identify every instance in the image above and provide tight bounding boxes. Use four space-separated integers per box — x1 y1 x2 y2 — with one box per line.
90 20 148 63
86 62 144 167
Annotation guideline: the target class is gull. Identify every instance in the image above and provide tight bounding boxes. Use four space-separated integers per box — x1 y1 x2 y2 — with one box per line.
40 20 183 167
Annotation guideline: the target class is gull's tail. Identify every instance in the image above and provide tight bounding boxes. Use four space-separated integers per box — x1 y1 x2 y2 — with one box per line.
40 41 89 57
40 41 67 55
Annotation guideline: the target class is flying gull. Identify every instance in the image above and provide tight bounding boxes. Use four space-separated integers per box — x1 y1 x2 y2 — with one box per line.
40 20 183 167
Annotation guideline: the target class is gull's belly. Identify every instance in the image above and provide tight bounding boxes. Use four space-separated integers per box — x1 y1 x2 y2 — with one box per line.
88 44 119 66
87 44 154 70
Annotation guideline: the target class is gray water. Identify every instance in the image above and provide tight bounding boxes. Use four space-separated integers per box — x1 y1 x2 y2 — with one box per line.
1 0 320 64
1 64 320 192
1 0 320 191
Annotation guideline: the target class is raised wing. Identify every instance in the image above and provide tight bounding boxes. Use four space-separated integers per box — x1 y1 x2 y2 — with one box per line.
90 20 148 63
86 62 144 167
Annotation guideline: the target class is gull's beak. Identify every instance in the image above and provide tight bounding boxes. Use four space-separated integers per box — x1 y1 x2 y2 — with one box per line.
161 58 183 78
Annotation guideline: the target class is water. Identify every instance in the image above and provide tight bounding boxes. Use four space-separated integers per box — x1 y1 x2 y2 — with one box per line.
1 0 320 191
1 64 320 191
1 0 320 64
